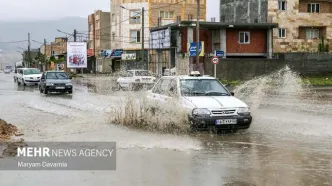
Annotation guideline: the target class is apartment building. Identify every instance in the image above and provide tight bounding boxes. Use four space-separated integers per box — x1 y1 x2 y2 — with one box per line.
110 0 206 70
40 37 67 57
220 0 332 53
88 10 111 57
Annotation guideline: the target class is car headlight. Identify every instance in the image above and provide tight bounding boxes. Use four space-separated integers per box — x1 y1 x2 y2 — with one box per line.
46 83 54 86
237 107 250 114
66 83 72 86
192 108 211 116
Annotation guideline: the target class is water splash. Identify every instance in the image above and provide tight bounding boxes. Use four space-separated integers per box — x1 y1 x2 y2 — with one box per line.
233 65 317 110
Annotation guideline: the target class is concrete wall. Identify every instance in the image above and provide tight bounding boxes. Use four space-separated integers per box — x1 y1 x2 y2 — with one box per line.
220 0 268 23
203 53 332 80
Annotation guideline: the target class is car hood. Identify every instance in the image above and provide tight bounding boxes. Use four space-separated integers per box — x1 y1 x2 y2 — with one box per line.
182 96 248 108
46 79 72 84
24 74 42 78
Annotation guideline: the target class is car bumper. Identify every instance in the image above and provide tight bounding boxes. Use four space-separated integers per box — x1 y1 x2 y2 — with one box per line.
189 115 252 130
45 86 72 92
24 80 40 85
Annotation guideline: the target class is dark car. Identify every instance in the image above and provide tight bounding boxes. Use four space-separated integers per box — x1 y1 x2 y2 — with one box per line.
39 71 73 94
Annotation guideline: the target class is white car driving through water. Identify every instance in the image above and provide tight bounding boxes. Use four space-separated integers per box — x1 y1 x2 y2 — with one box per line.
16 68 42 86
117 70 156 90
147 71 252 132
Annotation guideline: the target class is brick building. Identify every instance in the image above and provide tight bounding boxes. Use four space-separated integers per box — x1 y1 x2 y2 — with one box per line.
150 21 277 75
220 0 332 53
110 0 206 71
40 37 67 57
88 10 111 57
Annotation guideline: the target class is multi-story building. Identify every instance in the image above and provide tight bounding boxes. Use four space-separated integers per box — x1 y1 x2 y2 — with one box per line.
40 37 67 57
220 0 332 53
110 0 206 70
88 10 111 57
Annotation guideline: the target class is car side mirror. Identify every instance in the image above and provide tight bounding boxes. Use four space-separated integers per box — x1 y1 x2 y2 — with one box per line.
231 92 235 96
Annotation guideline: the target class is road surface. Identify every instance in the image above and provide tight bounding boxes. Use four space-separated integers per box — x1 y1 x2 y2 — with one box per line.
0 72 332 186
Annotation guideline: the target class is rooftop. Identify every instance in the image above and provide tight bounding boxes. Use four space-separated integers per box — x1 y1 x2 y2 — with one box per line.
150 21 278 31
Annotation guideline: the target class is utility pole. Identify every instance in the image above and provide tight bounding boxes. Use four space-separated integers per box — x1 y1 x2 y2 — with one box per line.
74 29 77 42
141 7 145 64
196 0 200 69
28 33 31 68
44 39 47 71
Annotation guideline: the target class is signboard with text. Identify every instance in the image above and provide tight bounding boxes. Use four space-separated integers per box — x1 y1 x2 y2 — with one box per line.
149 28 171 49
67 42 87 68
215 51 224 57
188 42 205 57
121 53 136 60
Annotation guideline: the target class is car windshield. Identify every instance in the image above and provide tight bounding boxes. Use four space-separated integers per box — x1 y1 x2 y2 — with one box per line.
180 79 230 96
5 66 12 69
23 69 40 75
135 71 149 76
46 72 69 79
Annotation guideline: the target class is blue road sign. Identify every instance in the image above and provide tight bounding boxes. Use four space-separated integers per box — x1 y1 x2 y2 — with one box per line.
188 42 204 57
215 51 224 57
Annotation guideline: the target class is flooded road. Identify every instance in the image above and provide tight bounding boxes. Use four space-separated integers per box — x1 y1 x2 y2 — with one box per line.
0 70 332 186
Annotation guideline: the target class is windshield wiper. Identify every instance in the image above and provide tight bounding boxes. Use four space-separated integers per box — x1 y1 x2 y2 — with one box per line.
53 73 59 79
204 91 230 96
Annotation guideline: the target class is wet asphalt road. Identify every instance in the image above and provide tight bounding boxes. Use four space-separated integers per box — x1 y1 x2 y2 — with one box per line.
0 72 332 186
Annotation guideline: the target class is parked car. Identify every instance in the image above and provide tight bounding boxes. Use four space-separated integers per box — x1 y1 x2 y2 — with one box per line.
39 71 73 94
16 68 42 86
116 70 156 91
146 71 252 132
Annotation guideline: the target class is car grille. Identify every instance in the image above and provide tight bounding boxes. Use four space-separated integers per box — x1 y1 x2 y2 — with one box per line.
211 110 236 115
54 83 66 86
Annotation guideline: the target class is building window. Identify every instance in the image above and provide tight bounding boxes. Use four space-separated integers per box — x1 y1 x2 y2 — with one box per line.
278 28 286 38
160 11 174 19
89 24 93 31
307 3 320 13
239 32 250 44
278 1 287 11
306 29 319 39
130 10 141 24
130 30 141 43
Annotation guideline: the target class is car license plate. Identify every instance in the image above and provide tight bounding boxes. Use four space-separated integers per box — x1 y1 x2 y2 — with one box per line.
215 119 237 125
55 87 65 89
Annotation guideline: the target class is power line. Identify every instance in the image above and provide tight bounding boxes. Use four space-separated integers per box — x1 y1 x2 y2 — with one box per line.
0 40 28 44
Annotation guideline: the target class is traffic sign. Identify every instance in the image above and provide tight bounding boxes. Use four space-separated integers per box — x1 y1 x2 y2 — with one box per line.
215 51 224 57
211 56 219 64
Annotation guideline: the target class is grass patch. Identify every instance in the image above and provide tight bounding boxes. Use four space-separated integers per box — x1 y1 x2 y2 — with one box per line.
302 76 332 86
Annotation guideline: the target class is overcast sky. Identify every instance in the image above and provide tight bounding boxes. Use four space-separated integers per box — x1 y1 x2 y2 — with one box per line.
0 0 219 21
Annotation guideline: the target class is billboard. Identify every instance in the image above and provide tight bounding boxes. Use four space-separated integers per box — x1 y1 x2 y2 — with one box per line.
100 49 123 58
188 42 205 57
149 28 171 49
67 42 87 68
